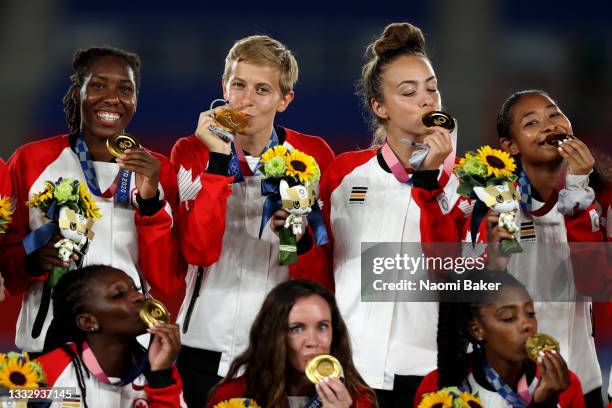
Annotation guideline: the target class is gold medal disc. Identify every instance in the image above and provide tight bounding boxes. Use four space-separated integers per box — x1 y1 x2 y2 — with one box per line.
422 111 455 133
545 133 575 147
525 333 560 362
106 132 140 158
139 299 170 328
305 355 342 384
214 108 248 133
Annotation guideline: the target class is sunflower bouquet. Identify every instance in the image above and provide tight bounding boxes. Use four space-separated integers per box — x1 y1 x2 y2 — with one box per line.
257 145 328 265
213 398 261 408
454 146 522 255
0 195 14 234
24 178 101 286
418 387 482 408
0 352 46 407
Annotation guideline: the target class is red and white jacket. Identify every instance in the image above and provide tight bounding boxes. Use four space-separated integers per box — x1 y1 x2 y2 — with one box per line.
170 126 334 377
37 345 186 407
2 135 180 352
0 158 11 246
208 376 375 408
414 367 585 408
467 174 607 394
299 148 469 390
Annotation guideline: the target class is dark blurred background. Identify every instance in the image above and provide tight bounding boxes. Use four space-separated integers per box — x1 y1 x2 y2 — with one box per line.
1 0 610 397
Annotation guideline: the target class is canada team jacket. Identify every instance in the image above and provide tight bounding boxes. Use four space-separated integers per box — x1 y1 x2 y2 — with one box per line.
37 345 186 407
0 158 11 248
298 148 471 390
467 175 607 394
170 126 334 377
415 367 585 408
2 135 180 352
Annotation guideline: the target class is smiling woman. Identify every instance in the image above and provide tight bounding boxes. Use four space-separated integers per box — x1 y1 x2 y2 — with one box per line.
0 45 181 356
208 280 377 408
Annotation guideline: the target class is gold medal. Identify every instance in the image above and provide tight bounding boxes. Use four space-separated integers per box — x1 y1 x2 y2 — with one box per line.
106 132 140 158
305 354 343 384
525 333 560 362
545 133 575 147
422 111 455 133
214 107 248 133
139 299 170 328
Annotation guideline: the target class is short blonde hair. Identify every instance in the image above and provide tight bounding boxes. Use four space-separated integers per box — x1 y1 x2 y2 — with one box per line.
222 35 298 96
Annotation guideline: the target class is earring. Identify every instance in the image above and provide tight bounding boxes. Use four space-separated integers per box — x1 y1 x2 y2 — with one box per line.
90 325 98 331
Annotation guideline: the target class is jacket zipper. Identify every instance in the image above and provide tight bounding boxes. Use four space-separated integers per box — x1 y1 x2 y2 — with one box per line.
182 266 204 334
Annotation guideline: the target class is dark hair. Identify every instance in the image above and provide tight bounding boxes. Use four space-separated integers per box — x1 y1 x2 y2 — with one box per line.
496 89 552 141
496 89 612 188
357 22 429 147
212 280 377 407
43 265 109 408
63 46 141 136
436 270 529 388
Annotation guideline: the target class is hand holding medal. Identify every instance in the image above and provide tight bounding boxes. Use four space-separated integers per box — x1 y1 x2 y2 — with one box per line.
546 133 595 176
110 132 161 200
526 333 571 404
139 298 180 371
195 99 248 155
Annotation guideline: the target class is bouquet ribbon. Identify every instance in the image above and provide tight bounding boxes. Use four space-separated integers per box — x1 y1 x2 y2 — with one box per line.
258 178 329 246
23 200 60 255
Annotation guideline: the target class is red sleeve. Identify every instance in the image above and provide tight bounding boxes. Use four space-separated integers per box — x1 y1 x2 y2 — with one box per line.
1 137 69 294
285 131 336 291
171 136 233 268
0 158 11 247
207 378 247 407
557 370 585 408
136 152 186 297
353 386 376 408
413 370 440 408
412 173 464 244
290 149 374 292
145 366 186 407
36 346 74 386
566 186 611 300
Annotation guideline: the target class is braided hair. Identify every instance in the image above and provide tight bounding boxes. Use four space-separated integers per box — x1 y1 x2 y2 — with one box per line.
43 265 109 408
63 46 141 137
436 270 528 388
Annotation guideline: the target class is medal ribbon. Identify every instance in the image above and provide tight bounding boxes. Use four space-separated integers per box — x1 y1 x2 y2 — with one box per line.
228 128 279 183
483 359 532 408
81 341 148 386
381 141 450 186
517 169 562 216
75 134 131 207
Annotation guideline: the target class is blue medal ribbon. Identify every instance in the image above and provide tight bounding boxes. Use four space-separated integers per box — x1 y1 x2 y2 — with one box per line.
228 128 279 183
75 133 132 207
303 394 323 408
483 359 528 408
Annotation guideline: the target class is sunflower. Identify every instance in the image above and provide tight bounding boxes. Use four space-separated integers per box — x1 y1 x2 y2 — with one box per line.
417 391 453 408
284 150 319 184
213 399 261 408
78 183 101 219
0 196 13 232
0 353 44 388
260 145 288 163
26 181 55 209
458 391 483 408
475 145 516 178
